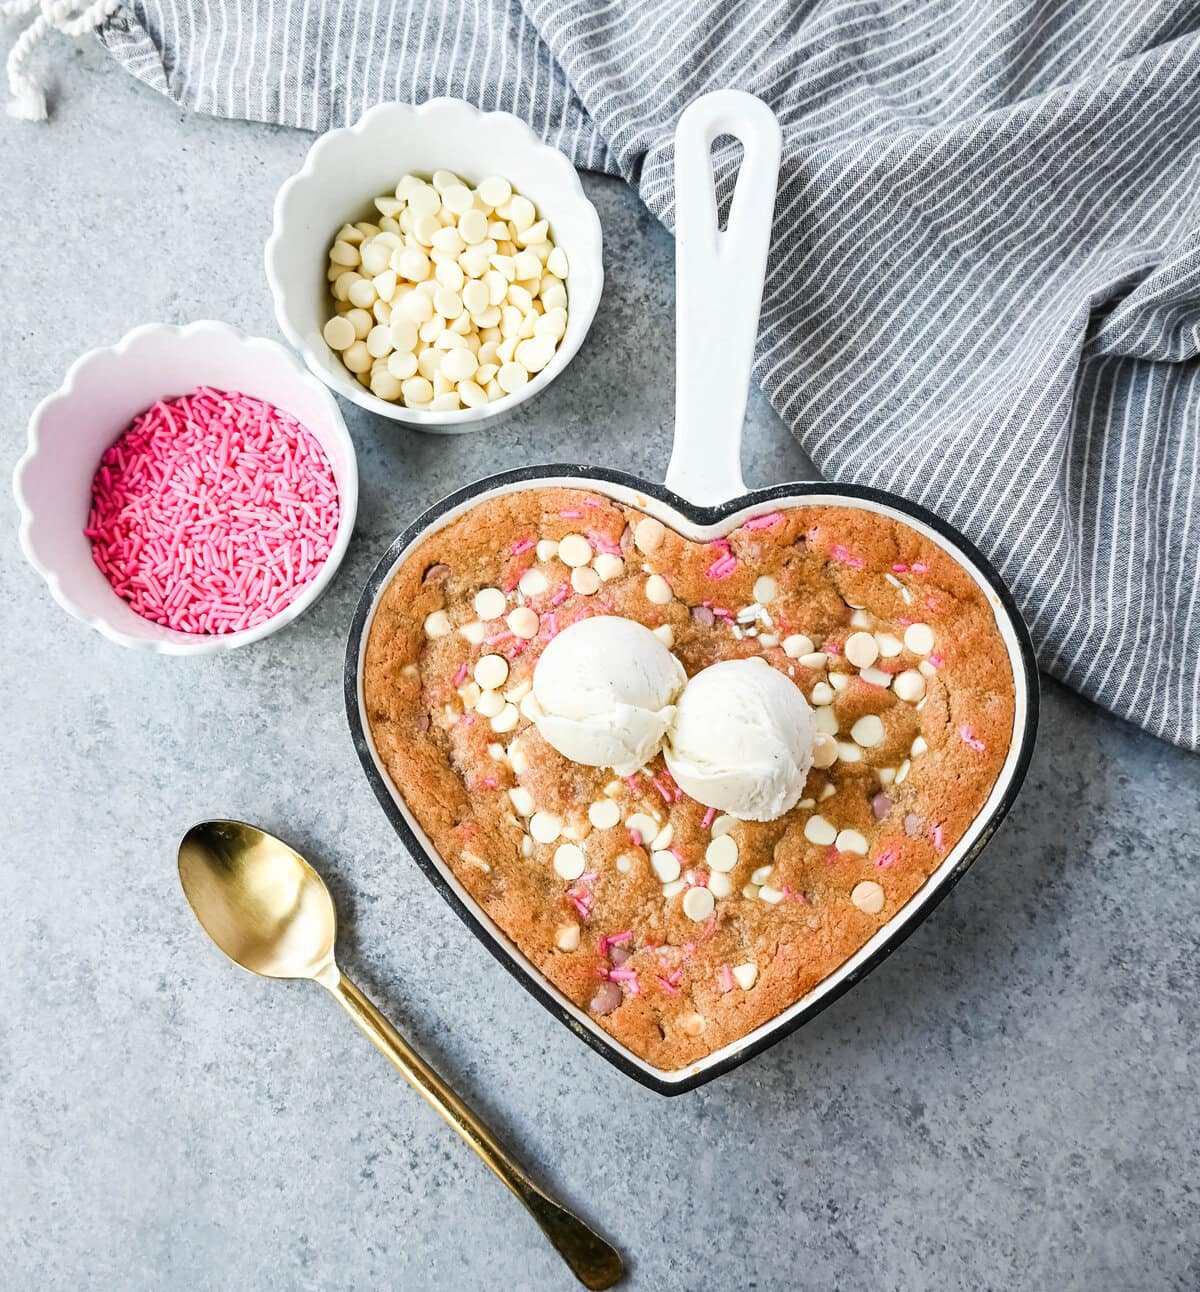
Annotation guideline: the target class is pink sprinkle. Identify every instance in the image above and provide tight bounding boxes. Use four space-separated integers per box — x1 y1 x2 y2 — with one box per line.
744 512 782 530
550 583 570 606
701 807 716 830
710 539 732 556
629 829 643 848
892 562 909 572
510 536 534 555
706 555 738 580
823 640 842 655
929 652 944 667
485 631 513 645
459 714 476 726
453 662 469 686
85 388 338 634
582 497 603 509
543 612 559 639
876 848 898 870
657 976 680 996
608 966 637 983
719 964 734 992
711 606 732 619
625 775 640 791
912 561 928 573
652 778 673 804
830 543 865 570
607 931 632 946
480 776 498 789
959 725 986 752
560 508 583 519
585 530 622 556
932 824 945 851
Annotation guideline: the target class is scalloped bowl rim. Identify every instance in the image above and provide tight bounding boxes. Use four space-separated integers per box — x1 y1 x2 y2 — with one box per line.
13 320 359 655
265 97 604 432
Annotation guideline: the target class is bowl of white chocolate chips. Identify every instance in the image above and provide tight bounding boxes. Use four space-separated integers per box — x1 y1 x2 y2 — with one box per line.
266 98 604 430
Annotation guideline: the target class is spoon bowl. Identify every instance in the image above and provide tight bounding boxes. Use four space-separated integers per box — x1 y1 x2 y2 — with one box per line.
177 818 622 1290
179 820 338 982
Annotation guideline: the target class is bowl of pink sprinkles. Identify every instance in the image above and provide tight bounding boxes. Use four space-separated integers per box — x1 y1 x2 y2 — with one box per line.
14 321 358 653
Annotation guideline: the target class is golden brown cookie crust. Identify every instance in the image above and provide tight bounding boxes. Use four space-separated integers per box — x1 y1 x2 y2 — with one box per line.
363 488 1014 1071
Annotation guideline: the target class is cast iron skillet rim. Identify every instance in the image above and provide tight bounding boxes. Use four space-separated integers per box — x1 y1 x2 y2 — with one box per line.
344 463 1041 1096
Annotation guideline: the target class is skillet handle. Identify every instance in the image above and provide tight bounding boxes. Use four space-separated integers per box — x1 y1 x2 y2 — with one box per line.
664 90 781 507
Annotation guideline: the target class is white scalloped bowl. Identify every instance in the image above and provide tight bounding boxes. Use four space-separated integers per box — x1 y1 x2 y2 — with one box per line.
13 321 359 655
265 98 604 432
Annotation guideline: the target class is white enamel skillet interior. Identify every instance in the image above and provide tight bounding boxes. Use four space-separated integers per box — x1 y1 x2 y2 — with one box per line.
345 93 1040 1095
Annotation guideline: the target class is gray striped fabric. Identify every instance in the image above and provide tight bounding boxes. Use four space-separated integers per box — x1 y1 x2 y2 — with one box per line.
100 0 1200 751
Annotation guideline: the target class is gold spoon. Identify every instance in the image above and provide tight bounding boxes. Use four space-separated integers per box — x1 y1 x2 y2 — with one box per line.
178 819 623 1290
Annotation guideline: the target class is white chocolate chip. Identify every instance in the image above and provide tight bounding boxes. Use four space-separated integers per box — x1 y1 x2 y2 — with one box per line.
530 812 561 844
849 609 872 629
893 670 926 703
836 828 869 855
911 735 929 756
509 745 530 775
474 654 509 690
819 782 837 801
588 800 620 830
811 682 834 706
798 652 828 669
683 886 715 922
753 575 777 604
553 843 585 881
473 586 506 619
458 681 482 709
876 632 903 658
652 624 674 648
860 666 893 688
518 568 548 598
506 607 539 638
837 741 863 763
645 574 672 605
519 691 543 722
558 534 592 567
812 733 839 768
570 566 601 596
535 539 558 562
878 767 896 786
705 835 739 872
490 703 519 733
651 823 674 850
813 706 839 736
474 688 505 718
895 758 912 785
615 853 634 874
851 880 885 914
845 631 879 669
634 517 665 553
711 814 736 838
750 865 773 885
804 815 837 846
555 923 580 951
593 554 624 581
732 962 758 990
829 672 849 692
783 634 815 658
627 812 659 841
742 883 760 899
651 850 681 882
508 786 534 817
707 871 732 899
904 622 935 655
850 714 885 748
758 885 785 905
680 1012 706 1036
919 660 937 678
423 609 451 638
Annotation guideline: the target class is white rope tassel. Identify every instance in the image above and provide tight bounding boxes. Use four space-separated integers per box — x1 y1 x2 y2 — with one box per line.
2 0 121 121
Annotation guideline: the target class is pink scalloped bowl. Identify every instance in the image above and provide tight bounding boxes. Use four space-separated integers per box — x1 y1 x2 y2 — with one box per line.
12 321 358 654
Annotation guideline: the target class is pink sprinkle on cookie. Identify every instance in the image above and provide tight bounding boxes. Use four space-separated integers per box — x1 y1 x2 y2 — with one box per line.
959 725 986 751
85 388 338 634
932 824 945 851
701 806 716 830
560 508 583 519
510 536 534 555
719 964 734 992
744 512 783 530
830 543 865 569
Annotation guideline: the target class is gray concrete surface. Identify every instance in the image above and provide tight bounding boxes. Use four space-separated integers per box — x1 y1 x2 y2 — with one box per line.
2 39 1198 1292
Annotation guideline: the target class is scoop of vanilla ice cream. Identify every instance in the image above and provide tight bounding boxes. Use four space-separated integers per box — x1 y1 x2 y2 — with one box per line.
664 657 815 821
532 616 687 775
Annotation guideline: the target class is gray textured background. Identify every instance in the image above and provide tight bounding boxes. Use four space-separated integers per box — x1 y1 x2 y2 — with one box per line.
2 40 1198 1292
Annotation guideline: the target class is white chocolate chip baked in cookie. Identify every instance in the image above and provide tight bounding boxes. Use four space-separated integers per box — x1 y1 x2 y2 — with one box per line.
363 489 1015 1071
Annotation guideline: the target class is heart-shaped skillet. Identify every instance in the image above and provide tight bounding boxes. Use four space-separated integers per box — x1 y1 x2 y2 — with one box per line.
344 95 1039 1093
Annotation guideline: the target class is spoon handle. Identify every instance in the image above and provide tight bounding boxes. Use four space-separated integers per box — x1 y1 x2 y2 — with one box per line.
326 972 623 1290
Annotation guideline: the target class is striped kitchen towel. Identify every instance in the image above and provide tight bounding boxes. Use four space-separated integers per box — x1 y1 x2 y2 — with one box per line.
95 0 1200 750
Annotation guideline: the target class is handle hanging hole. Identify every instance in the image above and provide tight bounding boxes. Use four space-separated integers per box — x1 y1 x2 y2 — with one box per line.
709 133 746 233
